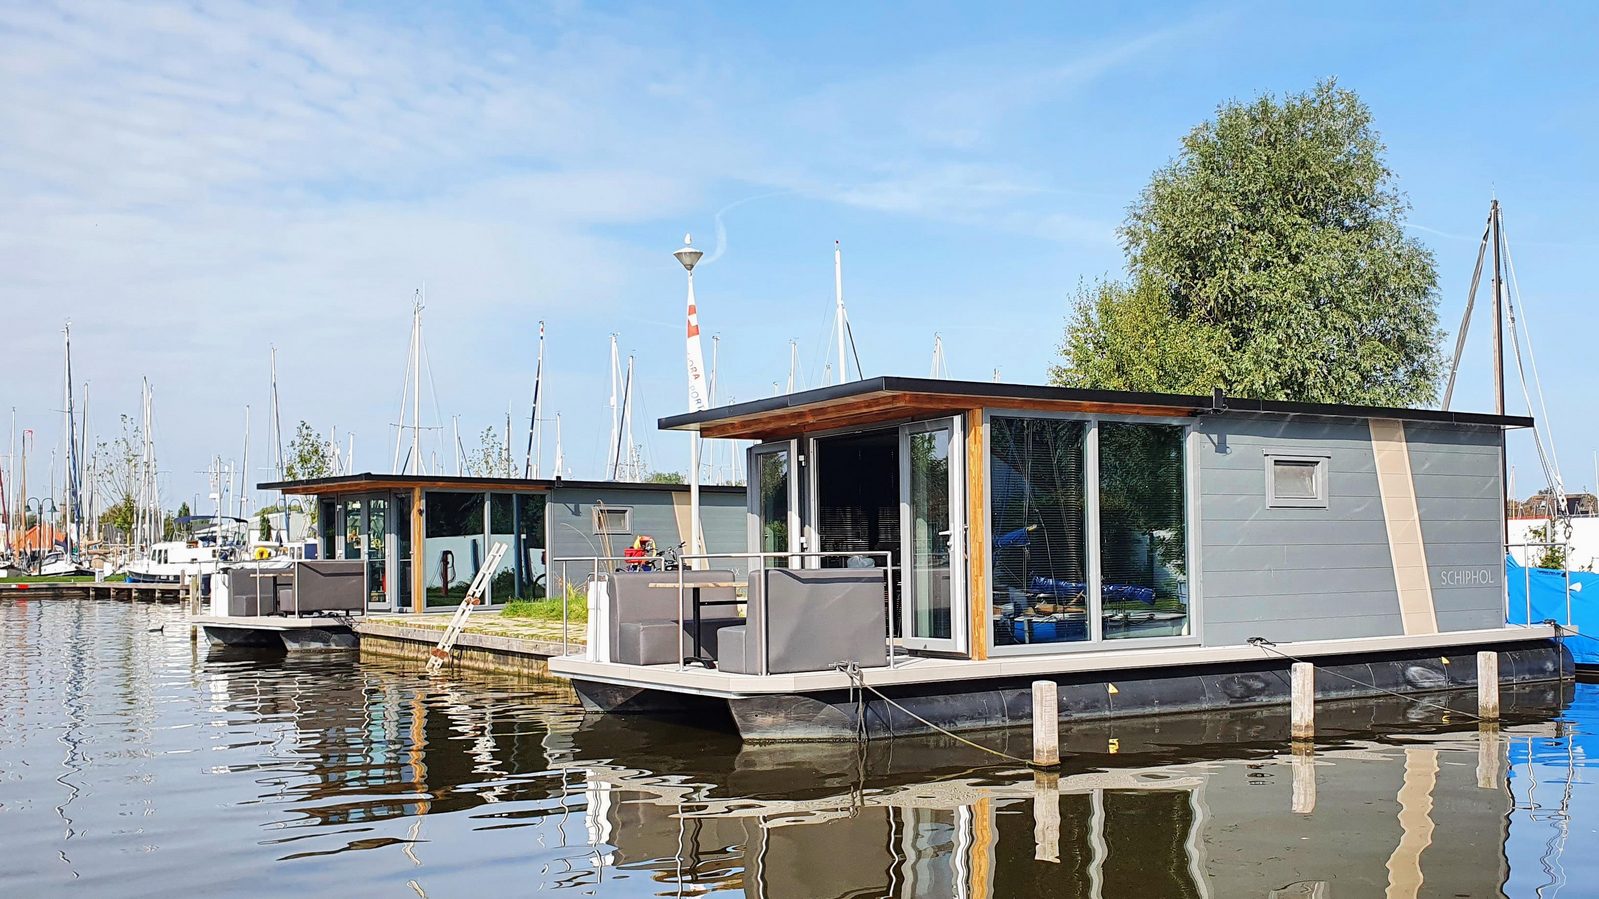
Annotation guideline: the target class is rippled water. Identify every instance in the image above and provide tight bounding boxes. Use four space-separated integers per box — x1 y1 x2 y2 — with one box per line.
2 598 1596 897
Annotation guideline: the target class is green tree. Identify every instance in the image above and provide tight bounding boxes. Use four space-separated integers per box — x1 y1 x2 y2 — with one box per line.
464 426 515 477
259 511 272 542
285 421 335 481
93 414 143 537
644 471 684 484
1055 79 1442 405
1051 277 1229 394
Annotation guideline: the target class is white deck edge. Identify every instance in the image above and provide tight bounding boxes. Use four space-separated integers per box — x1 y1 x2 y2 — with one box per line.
548 625 1566 698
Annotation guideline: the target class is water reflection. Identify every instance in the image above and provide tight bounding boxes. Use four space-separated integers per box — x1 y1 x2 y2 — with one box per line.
1 599 1595 897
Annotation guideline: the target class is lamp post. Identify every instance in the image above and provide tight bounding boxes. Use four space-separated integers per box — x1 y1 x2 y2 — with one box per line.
674 235 707 565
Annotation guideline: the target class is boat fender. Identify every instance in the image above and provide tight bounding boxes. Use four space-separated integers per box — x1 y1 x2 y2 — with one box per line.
253 547 272 560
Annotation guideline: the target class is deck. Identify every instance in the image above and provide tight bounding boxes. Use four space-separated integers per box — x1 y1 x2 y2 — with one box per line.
551 624 1568 698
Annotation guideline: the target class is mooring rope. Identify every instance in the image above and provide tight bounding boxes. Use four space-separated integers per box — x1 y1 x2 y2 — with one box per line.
831 661 1036 767
1247 637 1486 722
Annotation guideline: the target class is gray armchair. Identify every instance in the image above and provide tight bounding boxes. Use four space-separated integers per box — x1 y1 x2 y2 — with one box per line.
718 568 889 675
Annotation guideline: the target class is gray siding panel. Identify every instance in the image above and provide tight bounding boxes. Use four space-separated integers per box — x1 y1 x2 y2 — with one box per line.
1197 415 1403 646
1409 424 1505 632
546 486 748 569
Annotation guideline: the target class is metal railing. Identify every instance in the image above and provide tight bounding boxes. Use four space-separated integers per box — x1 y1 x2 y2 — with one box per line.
1507 541 1574 628
550 550 899 674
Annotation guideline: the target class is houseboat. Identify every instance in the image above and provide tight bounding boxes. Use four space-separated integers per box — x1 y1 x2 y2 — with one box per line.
196 473 746 648
550 377 1572 741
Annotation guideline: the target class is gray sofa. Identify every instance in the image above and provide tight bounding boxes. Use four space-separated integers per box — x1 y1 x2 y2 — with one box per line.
606 570 742 666
718 568 889 675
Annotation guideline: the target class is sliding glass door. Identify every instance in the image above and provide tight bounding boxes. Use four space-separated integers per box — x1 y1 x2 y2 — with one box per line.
901 418 967 654
748 441 799 567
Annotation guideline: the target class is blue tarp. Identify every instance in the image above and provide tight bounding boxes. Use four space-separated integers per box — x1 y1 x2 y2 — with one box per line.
1507 556 1599 666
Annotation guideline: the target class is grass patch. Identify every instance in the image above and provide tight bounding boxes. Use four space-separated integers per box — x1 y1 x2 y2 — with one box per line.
501 596 587 622
0 574 98 584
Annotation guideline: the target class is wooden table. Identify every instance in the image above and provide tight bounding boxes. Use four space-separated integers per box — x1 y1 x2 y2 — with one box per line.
647 581 743 666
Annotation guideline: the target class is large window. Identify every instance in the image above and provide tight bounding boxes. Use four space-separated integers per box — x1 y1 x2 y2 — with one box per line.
1099 423 1189 639
989 416 1192 650
490 493 546 601
424 492 484 608
989 417 1089 646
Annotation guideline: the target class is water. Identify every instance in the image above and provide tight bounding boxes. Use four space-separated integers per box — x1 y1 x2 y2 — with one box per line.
2 599 1595 898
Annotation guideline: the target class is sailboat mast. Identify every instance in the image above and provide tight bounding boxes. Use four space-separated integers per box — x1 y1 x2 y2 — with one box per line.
787 339 797 394
1491 199 1505 416
607 334 620 479
834 240 846 385
413 298 423 476
554 413 565 478
270 348 288 541
239 406 250 521
524 321 544 478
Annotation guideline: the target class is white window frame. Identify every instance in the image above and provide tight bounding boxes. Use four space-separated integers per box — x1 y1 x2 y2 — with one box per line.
1264 454 1330 509
592 505 634 536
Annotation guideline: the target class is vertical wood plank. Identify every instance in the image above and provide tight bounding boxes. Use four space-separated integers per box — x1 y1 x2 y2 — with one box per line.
966 408 988 661
410 486 426 615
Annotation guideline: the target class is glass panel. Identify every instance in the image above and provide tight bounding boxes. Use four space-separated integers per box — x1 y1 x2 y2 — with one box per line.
394 493 412 611
424 492 484 608
1099 422 1189 639
1273 459 1319 499
908 428 953 641
816 430 900 569
343 498 363 560
517 494 547 598
318 500 335 560
989 417 1088 646
486 494 545 603
366 497 388 608
756 450 790 555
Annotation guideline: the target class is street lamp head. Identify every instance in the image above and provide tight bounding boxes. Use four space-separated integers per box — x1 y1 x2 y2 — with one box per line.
673 233 703 272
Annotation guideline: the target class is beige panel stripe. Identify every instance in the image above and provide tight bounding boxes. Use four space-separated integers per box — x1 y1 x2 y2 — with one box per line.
1384 747 1439 899
669 491 693 548
1370 419 1438 635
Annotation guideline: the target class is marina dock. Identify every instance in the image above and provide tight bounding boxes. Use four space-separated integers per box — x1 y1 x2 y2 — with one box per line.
0 580 188 603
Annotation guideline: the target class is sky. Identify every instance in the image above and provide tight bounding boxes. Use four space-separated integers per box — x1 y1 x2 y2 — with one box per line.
2 0 1597 513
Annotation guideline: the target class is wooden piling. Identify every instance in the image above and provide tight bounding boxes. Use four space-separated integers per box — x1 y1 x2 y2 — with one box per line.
1031 680 1060 769
1291 744 1316 814
1032 770 1060 862
1291 662 1315 741
1477 651 1500 720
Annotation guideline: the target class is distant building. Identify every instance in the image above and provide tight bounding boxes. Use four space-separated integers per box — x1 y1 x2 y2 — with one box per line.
258 473 746 612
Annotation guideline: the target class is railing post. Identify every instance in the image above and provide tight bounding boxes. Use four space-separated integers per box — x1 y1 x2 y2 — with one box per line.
1031 680 1060 769
1291 662 1315 741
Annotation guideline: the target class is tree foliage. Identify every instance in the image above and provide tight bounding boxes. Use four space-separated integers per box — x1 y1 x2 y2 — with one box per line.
1054 79 1443 405
285 421 335 481
644 471 684 484
1050 277 1229 394
465 426 515 478
93 414 143 536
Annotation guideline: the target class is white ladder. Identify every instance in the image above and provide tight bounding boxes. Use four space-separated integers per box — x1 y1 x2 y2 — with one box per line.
426 541 508 673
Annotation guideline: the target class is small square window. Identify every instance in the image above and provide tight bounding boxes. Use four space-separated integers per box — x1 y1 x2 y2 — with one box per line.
1266 455 1329 508
592 506 633 535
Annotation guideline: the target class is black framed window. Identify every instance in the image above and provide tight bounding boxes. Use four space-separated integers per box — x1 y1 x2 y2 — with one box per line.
1099 422 1189 639
988 417 1089 646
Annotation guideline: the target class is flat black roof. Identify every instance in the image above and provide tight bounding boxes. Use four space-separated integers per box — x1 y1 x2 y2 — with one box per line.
257 472 746 495
659 376 1534 435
